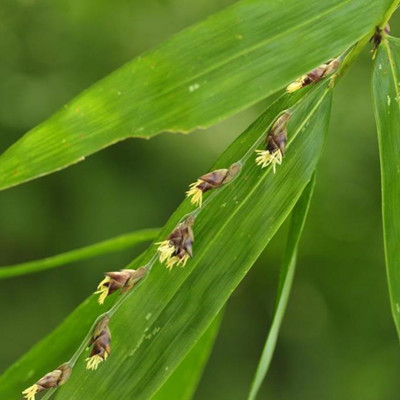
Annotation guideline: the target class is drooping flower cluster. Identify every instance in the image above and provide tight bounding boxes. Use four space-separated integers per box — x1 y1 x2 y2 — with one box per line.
286 58 340 93
22 363 71 400
186 162 241 207
156 215 195 270
95 266 147 305
255 111 291 173
86 316 112 371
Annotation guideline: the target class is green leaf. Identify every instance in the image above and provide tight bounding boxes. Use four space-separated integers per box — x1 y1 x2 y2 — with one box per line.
151 315 221 400
0 229 159 280
0 0 392 191
247 176 315 400
372 35 400 340
0 82 332 399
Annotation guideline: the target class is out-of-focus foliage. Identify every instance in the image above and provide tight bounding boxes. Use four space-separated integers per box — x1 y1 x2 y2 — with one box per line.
0 1 400 399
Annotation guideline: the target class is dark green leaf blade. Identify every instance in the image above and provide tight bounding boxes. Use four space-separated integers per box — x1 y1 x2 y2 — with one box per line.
247 176 315 400
372 35 400 339
0 0 392 191
0 228 159 280
0 82 332 399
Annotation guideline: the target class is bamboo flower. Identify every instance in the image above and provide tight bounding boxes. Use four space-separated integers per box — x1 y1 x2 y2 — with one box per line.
286 58 340 93
22 363 71 400
156 215 195 270
186 163 241 207
86 316 112 370
255 111 291 173
95 267 147 305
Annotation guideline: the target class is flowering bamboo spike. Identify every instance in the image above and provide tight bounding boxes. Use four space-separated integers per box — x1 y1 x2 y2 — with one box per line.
22 363 72 400
156 215 195 270
286 58 340 93
255 111 291 173
186 162 242 207
86 316 112 370
94 267 147 305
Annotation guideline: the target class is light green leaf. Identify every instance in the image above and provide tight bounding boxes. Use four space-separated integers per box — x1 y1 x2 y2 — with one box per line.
372 35 400 340
0 0 393 191
151 315 221 400
0 228 159 280
247 176 315 400
0 82 332 399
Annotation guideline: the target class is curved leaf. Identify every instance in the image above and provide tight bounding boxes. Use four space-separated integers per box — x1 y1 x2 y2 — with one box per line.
0 0 392 191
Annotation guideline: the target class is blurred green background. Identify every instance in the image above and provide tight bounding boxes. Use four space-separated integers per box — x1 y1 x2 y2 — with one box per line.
1 1 400 399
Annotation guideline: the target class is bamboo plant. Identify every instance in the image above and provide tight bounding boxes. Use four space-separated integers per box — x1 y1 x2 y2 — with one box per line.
0 0 399 399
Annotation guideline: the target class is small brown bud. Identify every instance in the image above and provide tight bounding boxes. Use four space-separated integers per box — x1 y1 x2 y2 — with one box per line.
95 267 147 304
22 363 72 400
371 24 391 59
86 316 112 370
286 58 340 93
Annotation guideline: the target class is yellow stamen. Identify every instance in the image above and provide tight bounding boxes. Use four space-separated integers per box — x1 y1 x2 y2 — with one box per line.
286 78 305 93
255 149 283 174
22 384 39 400
94 276 111 305
156 240 176 263
166 256 180 270
186 180 204 207
86 354 105 371
177 254 190 267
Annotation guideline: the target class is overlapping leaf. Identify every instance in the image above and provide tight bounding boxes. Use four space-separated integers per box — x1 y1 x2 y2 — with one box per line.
247 177 315 400
0 0 392 191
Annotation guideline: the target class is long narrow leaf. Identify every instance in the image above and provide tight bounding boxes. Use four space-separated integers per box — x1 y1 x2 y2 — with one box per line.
151 315 221 400
0 0 393 191
0 228 159 280
0 82 332 399
372 35 400 339
247 176 316 400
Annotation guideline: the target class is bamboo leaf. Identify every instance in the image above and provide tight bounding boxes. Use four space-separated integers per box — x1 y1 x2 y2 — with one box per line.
0 82 332 399
151 315 221 400
247 176 315 400
0 229 159 280
372 35 400 340
0 0 393 191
